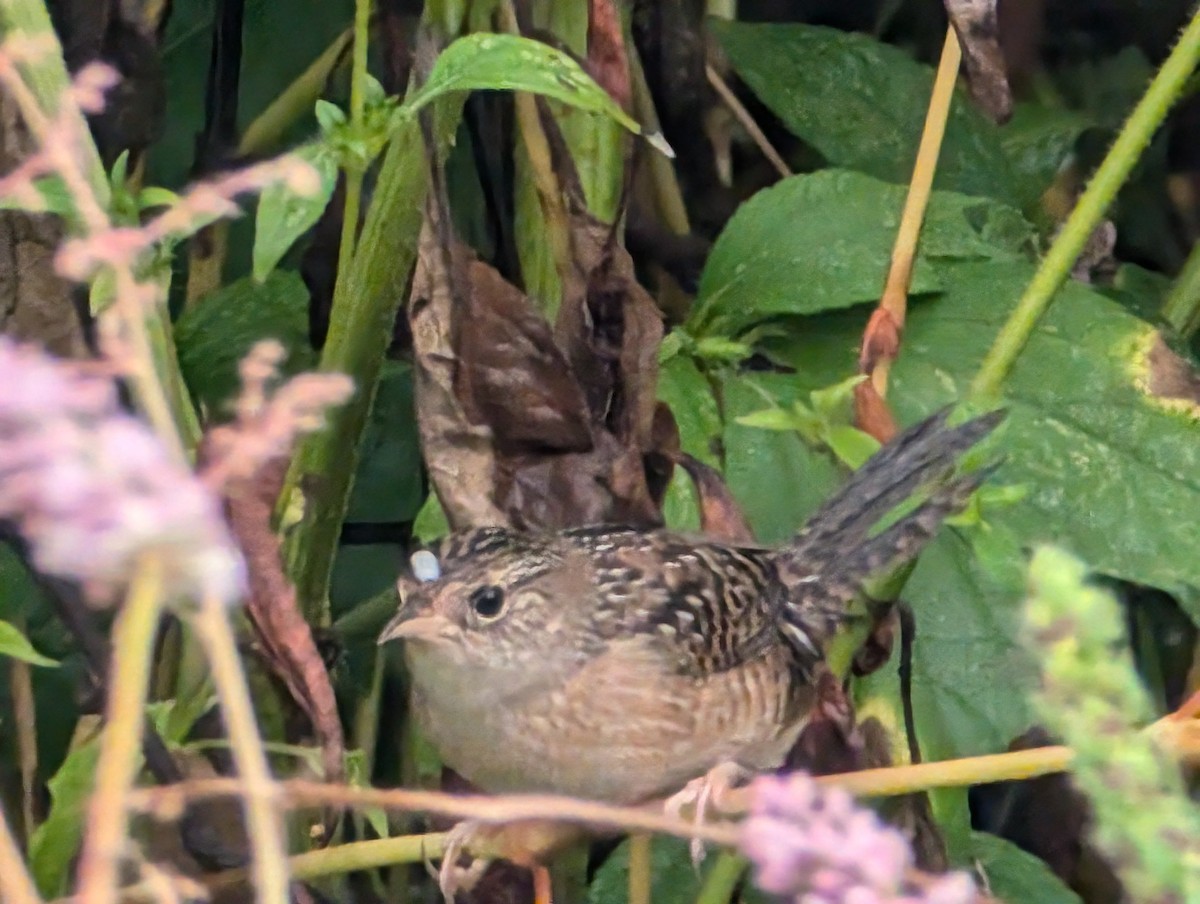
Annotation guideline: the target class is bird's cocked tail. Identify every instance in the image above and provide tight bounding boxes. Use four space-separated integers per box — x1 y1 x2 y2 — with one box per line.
771 408 1005 653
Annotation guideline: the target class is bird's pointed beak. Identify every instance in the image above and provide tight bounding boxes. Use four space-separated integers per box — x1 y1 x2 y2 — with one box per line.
378 608 452 645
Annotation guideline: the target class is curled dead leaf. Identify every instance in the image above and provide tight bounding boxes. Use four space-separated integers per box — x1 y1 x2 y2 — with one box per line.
944 0 1013 124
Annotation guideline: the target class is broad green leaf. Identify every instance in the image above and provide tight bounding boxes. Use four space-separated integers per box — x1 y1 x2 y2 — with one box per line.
757 258 1200 765
30 731 105 896
722 376 842 545
0 620 58 667
406 34 647 140
175 270 315 413
253 143 338 281
690 170 1034 337
711 20 1021 205
971 833 1083 904
999 103 1092 207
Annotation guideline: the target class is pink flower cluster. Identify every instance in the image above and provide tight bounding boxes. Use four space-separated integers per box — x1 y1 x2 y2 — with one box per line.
741 774 978 904
0 337 243 606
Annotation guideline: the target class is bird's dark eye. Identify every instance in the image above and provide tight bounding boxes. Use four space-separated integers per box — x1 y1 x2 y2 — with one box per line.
469 585 505 619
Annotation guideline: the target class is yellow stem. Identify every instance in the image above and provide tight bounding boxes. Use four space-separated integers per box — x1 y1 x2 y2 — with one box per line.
866 26 961 397
628 833 652 904
188 600 290 904
75 555 165 904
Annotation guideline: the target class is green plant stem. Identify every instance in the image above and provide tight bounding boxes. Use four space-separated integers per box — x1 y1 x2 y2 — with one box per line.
1161 233 1200 339
75 555 165 904
971 8 1200 400
695 853 746 904
0 800 42 904
279 117 430 621
190 599 290 904
278 0 406 623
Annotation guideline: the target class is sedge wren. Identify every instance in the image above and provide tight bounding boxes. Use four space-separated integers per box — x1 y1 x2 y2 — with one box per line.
380 409 1001 814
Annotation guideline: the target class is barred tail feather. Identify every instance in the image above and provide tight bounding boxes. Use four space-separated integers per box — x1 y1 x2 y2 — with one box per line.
772 409 1003 649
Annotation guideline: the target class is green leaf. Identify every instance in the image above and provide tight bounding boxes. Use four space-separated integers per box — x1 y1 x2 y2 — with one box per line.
346 361 423 523
823 424 880 469
757 258 1200 763
999 103 1092 205
588 837 720 904
735 407 803 433
711 20 1021 205
253 143 338 281
315 98 347 133
722 376 843 544
137 186 181 210
690 170 1034 337
971 832 1083 904
0 620 58 667
658 354 723 531
174 270 315 413
151 0 355 189
406 34 647 140
30 731 106 896
413 494 450 545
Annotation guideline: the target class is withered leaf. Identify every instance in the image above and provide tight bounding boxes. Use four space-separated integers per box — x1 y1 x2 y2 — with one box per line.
945 0 1013 124
220 458 345 794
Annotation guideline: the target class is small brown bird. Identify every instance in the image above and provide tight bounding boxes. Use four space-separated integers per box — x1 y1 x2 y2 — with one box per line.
380 408 1001 822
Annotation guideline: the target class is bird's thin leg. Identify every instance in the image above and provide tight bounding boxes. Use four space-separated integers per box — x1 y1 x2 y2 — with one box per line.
664 761 750 866
438 821 490 902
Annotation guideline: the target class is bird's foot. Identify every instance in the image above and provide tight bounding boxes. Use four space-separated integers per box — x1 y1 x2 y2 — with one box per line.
435 821 490 903
664 762 751 867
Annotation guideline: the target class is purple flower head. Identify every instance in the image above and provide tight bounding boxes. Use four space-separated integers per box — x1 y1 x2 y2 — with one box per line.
0 338 243 606
740 773 977 904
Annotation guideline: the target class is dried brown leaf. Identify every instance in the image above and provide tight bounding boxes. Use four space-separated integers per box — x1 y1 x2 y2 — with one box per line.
853 379 898 443
670 452 756 544
411 182 669 531
409 217 507 530
220 458 344 793
587 0 631 110
945 0 1013 124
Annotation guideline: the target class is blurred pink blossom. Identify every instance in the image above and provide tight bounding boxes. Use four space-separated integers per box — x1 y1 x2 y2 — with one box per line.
203 339 354 487
0 337 243 606
741 774 978 904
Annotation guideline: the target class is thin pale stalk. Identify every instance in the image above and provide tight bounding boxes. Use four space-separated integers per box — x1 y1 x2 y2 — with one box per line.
863 26 961 397
628 834 652 904
0 801 42 904
75 554 166 904
972 7 1200 400
189 599 290 904
704 64 791 179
